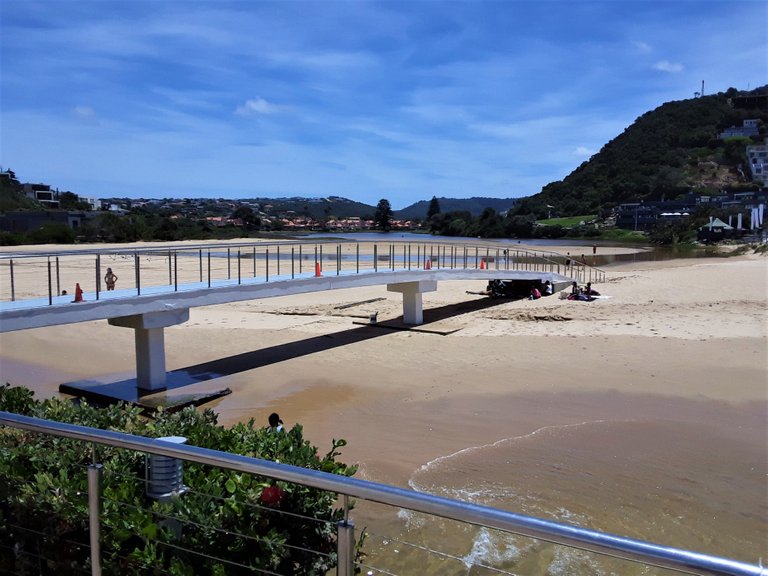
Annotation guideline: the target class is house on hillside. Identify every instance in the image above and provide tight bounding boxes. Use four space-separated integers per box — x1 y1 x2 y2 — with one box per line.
746 138 768 186
719 119 760 139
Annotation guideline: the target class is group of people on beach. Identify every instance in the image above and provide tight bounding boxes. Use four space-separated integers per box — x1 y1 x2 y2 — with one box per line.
567 281 600 301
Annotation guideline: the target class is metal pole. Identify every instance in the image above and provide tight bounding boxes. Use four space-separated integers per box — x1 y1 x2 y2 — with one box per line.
199 249 203 283
95 254 101 300
337 245 340 276
320 244 323 273
174 252 178 291
168 250 172 285
227 248 231 279
253 247 256 278
9 259 14 301
336 519 355 576
299 245 302 274
266 249 269 282
374 245 378 272
47 257 52 305
56 256 61 297
277 246 280 276
291 247 295 279
95 255 100 301
88 463 103 576
356 244 359 274
207 252 211 288
134 254 140 296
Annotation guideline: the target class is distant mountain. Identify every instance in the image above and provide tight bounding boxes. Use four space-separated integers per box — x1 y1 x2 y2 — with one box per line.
246 196 376 219
395 197 519 220
513 86 768 218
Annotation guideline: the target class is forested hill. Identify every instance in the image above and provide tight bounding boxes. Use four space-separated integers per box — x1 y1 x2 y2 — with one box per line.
513 86 768 218
395 196 518 219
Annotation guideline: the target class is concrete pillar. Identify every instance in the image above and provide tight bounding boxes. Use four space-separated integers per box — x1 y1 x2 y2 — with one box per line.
109 309 190 392
386 280 437 325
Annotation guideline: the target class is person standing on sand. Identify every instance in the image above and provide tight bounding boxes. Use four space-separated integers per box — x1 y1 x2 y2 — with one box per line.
104 268 118 291
267 412 284 432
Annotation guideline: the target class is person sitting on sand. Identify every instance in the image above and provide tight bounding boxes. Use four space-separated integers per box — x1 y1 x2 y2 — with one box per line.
267 412 284 432
543 280 553 296
104 268 118 291
529 287 541 300
584 282 600 297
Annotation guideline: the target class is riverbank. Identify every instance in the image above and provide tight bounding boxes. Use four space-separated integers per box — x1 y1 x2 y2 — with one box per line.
0 243 765 572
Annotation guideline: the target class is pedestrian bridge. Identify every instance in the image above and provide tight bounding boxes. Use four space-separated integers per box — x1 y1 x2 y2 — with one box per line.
0 239 604 393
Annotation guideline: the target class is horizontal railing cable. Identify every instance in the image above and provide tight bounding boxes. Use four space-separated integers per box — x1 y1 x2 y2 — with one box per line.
101 495 334 562
0 412 763 576
362 530 517 575
105 467 335 527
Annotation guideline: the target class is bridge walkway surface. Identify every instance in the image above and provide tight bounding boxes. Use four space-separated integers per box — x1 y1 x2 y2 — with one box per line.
0 240 604 405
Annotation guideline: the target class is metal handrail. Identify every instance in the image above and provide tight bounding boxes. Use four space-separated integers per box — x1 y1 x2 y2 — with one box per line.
0 239 606 306
0 411 763 576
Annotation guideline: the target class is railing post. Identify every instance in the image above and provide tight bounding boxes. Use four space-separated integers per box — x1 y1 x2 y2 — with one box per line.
237 250 241 285
266 249 269 282
47 257 53 305
174 252 179 291
56 256 61 297
135 253 141 296
337 245 341 276
168 250 172 285
199 249 203 283
374 244 378 272
277 246 281 277
88 463 103 576
95 255 100 300
207 252 211 288
253 246 256 278
227 248 231 280
337 495 355 576
356 244 359 274
9 259 14 301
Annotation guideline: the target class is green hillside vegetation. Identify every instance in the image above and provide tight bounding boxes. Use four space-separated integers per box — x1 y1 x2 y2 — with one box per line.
537 215 597 227
396 197 519 220
0 171 40 211
513 86 768 218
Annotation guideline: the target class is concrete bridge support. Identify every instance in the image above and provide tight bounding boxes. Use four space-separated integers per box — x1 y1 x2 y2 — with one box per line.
387 280 437 325
109 309 190 392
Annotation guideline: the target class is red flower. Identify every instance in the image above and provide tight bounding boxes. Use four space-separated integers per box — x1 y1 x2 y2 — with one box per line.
259 485 285 507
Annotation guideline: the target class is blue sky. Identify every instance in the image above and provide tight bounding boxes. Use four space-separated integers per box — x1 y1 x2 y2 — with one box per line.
1 1 765 209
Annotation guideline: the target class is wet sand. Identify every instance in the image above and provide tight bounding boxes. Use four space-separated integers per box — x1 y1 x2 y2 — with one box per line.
0 242 766 572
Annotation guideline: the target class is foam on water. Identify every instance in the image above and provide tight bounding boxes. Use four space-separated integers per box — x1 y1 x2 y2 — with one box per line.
461 528 520 570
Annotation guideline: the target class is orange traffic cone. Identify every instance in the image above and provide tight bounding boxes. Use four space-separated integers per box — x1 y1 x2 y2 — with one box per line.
72 283 84 303
314 262 322 277
480 259 485 270
425 259 431 270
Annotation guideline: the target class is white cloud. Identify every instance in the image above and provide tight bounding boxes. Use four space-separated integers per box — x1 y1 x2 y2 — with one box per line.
73 106 96 118
652 60 684 73
572 146 595 157
235 98 282 116
632 41 652 53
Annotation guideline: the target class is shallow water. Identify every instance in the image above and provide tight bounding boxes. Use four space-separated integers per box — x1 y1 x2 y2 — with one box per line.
355 418 766 575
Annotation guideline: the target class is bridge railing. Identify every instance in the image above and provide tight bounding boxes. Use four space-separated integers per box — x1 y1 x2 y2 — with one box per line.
0 240 605 305
0 411 762 576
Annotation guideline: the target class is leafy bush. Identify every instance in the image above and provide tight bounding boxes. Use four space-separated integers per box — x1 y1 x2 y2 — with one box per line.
0 384 357 575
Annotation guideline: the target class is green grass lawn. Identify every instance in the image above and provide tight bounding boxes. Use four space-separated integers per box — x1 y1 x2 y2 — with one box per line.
537 215 597 226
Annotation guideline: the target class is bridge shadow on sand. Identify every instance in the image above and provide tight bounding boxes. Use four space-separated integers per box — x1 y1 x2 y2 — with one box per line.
60 294 519 409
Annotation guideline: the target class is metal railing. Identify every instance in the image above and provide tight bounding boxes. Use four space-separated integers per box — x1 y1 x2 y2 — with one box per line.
0 240 605 305
0 411 763 576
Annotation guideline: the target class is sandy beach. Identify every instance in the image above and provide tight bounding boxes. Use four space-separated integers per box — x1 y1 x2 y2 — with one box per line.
0 240 766 573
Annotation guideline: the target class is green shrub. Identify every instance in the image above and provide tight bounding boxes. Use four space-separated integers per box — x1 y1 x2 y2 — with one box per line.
0 384 357 575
